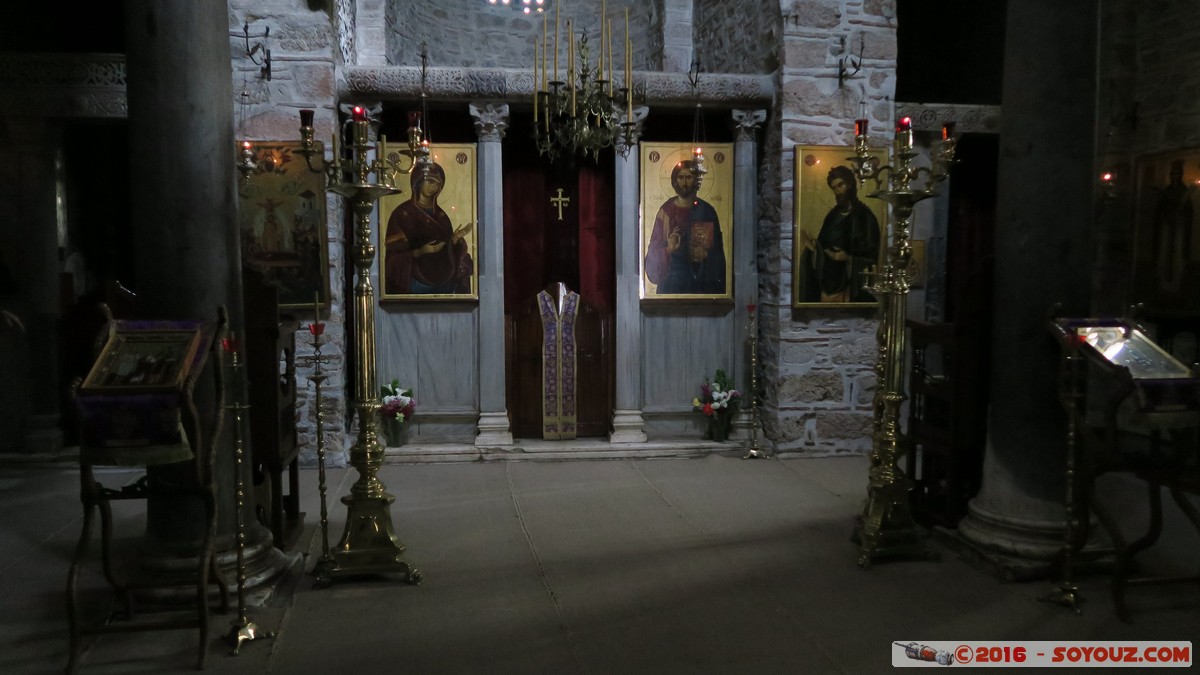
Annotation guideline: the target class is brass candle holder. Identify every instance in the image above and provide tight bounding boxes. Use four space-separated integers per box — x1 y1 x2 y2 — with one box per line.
222 337 274 653
297 105 423 585
743 303 765 459
300 298 337 587
851 116 957 568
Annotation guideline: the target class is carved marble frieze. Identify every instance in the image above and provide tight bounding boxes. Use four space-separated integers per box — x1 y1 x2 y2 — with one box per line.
341 66 773 107
895 102 1001 134
0 54 127 118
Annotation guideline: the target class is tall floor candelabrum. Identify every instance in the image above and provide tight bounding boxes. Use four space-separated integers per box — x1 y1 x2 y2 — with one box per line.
744 303 765 459
296 105 429 584
851 115 957 568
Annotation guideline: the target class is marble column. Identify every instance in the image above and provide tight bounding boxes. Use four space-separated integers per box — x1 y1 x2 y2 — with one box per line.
125 0 283 588
610 107 649 443
0 117 62 454
956 0 1098 569
470 101 513 446
730 109 765 440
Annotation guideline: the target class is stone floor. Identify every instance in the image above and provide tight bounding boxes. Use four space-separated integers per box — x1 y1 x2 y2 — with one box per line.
2 451 1197 674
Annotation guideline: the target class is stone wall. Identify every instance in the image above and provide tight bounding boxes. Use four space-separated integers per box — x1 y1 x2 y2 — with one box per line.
385 0 659 72
694 0 780 75
770 0 897 454
230 0 348 466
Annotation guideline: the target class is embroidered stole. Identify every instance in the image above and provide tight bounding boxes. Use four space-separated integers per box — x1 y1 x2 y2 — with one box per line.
538 288 579 439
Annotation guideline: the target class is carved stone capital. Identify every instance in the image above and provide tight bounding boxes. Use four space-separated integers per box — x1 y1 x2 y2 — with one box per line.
732 109 767 142
469 101 509 142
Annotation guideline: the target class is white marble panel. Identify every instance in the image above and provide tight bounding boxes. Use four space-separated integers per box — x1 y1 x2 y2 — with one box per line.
376 306 479 412
642 310 739 417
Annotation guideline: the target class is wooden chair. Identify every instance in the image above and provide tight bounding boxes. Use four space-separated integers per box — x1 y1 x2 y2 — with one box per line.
67 310 230 673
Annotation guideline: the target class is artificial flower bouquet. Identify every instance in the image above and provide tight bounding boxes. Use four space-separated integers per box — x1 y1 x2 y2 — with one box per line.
692 368 742 418
379 379 416 423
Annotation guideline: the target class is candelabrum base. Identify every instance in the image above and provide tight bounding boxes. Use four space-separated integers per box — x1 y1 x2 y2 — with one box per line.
1038 582 1084 615
313 495 422 587
227 618 274 656
853 477 938 568
742 446 766 459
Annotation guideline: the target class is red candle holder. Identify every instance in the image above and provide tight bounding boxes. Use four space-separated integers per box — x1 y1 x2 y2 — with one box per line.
352 106 367 122
941 121 956 141
855 119 868 137
300 108 315 128
309 322 325 337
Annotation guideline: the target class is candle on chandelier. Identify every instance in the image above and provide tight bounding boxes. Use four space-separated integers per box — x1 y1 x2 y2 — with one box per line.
568 20 575 116
300 108 315 128
542 11 548 90
353 106 367 122
600 0 607 81
941 121 956 141
608 19 614 97
625 7 632 120
553 0 559 82
896 116 912 132
533 42 539 124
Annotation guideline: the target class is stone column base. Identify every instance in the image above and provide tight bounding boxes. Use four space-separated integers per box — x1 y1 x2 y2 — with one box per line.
609 409 647 443
475 411 513 446
957 498 1067 562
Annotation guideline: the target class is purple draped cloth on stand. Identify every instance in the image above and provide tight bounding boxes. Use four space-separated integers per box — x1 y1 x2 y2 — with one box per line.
538 285 579 440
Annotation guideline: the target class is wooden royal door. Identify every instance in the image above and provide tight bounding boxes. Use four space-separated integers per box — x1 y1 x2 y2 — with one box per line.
503 132 615 439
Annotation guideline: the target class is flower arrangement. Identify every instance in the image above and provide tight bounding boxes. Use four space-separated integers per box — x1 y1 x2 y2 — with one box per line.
379 379 416 423
693 369 742 418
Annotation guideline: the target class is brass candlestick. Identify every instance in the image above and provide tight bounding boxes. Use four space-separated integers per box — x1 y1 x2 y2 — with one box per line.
1039 318 1086 613
851 117 957 568
300 299 337 587
297 105 422 585
223 340 274 653
743 304 765 459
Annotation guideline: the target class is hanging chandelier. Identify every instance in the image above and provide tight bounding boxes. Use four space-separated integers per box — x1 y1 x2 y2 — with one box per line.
532 2 636 161
687 59 707 177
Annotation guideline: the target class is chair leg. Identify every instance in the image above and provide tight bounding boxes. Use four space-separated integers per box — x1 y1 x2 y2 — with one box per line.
1114 479 1166 623
1169 485 1200 574
211 553 230 614
95 494 133 620
196 489 219 670
66 500 95 675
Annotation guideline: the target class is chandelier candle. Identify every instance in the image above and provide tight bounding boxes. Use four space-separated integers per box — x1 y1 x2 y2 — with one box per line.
625 7 631 120
608 19 614 96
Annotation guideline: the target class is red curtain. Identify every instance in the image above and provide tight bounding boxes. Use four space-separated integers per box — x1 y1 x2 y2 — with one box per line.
502 151 614 313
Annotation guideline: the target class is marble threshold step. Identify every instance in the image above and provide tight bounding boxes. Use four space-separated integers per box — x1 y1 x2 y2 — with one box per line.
382 438 754 463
